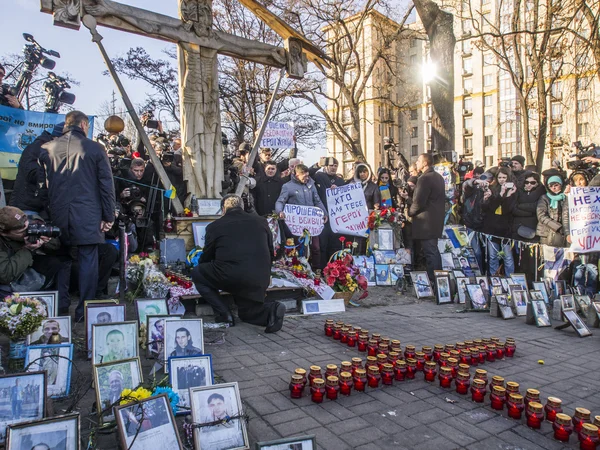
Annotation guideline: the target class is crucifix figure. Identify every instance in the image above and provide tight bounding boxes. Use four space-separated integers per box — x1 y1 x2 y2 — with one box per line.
41 0 327 200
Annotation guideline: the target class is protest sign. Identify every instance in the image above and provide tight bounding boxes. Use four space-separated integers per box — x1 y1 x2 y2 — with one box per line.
568 187 600 253
260 122 294 148
283 204 325 236
326 182 369 237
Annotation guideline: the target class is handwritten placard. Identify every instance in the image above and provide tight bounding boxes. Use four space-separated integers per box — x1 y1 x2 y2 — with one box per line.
283 204 325 236
326 182 369 237
260 122 295 148
569 187 600 253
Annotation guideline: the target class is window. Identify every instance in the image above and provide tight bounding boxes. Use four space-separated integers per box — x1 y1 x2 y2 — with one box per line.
464 97 472 111
463 58 472 73
551 125 563 138
462 40 472 53
411 126 418 138
464 137 473 153
411 145 419 156
551 81 562 99
484 74 493 87
462 19 472 33
483 53 494 66
463 77 473 92
578 76 591 90
463 117 473 131
485 135 493 147
410 109 418 120
484 114 493 127
577 99 589 113
484 94 493 107
551 103 562 118
410 38 417 48
578 122 589 137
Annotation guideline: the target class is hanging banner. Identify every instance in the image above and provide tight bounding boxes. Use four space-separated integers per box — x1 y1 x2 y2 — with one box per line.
568 186 600 253
326 182 369 237
283 204 325 236
260 122 294 148
434 162 456 200
0 105 94 179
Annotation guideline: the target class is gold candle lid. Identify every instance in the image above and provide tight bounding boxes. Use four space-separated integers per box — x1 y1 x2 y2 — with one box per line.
377 354 388 362
353 326 361 333
456 342 465 349
382 363 394 372
593 415 600 427
491 375 505 384
422 346 432 353
354 368 366 376
326 376 339 385
472 379 486 388
326 364 338 371
528 402 543 413
506 381 519 391
464 340 474 346
343 323 352 328
368 366 380 374
482 338 491 343
457 371 470 380
440 366 452 374
492 386 506 395
439 352 450 360
335 321 344 326
509 393 523 403
526 388 540 397
582 423 599 436
445 344 456 350
459 364 470 372
325 319 334 323
294 368 307 376
450 350 461 358
291 374 304 383
406 358 416 366
391 339 401 346
396 360 407 367
341 327 349 332
506 337 515 342
447 358 458 366
475 369 487 378
434 344 444 350
372 333 381 340
425 361 437 369
341 361 352 367
313 378 325 387
473 339 483 344
381 337 391 344
405 344 415 351
415 351 425 359
461 349 471 355
369 339 378 345
575 407 591 418
555 413 571 425
310 365 321 372
366 356 377 363
487 343 497 349
360 329 369 335
340 372 353 381
491 336 500 342
388 352 399 359
378 344 389 351
547 396 562 406
351 357 363 364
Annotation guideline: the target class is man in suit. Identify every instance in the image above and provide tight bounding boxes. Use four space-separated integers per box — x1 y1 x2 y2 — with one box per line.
191 194 285 333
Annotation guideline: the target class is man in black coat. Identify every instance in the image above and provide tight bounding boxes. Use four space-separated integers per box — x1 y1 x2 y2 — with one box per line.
408 153 445 282
39 111 116 319
253 160 283 216
191 194 285 333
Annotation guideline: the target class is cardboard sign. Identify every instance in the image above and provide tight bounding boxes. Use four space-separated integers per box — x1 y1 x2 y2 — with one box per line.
283 204 325 236
569 187 600 253
196 199 221 215
326 182 369 237
260 122 295 148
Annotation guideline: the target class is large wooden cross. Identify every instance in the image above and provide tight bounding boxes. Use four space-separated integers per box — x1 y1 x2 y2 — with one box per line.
40 0 328 200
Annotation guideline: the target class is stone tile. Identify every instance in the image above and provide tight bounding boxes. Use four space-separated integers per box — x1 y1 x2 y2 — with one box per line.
299 404 339 426
273 416 321 435
262 408 306 426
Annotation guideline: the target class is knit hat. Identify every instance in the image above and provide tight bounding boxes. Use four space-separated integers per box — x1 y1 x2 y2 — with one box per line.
547 175 563 186
0 207 28 232
511 155 525 166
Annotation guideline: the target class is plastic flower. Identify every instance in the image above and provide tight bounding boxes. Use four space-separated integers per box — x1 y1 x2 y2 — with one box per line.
152 386 180 414
120 387 152 405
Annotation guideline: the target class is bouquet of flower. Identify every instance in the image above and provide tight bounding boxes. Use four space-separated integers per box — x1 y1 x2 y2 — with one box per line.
120 386 180 414
126 253 158 285
323 254 367 292
0 295 47 340
143 267 170 299
368 207 401 230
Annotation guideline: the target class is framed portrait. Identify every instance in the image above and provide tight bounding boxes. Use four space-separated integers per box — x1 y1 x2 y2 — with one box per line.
192 220 213 248
354 256 376 286
190 382 249 450
116 394 183 450
375 264 391 286
0 372 46 444
452 270 465 278
372 250 396 264
561 295 576 312
510 274 528 292
25 344 73 398
466 284 487 309
147 315 181 359
511 289 528 316
163 319 204 372
389 264 404 285
491 286 504 296
529 290 545 301
555 280 568 297
500 278 511 293
136 298 169 326
169 355 214 414
456 277 469 304
441 253 455 270
455 257 473 277
532 282 550 304
435 276 452 304
495 295 514 319
475 276 489 296
376 228 394 251
394 248 411 265
575 295 592 318
6 413 79 450
563 310 593 337
490 277 502 287
531 300 551 327
256 435 316 450
85 303 126 356
94 358 143 424
463 248 481 275
410 271 433 298
15 291 58 318
27 317 71 345
92 321 138 366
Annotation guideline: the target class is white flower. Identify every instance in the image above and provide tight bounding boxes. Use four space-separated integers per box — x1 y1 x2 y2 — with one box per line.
9 304 19 315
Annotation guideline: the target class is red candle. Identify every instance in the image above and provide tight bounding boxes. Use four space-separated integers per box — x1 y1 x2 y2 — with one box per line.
325 376 340 400
496 342 505 359
489 376 505 393
579 423 600 450
553 413 573 442
439 367 453 388
432 344 444 362
505 381 519 397
289 375 305 399
377 354 388 372
477 347 487 364
357 336 368 352
339 372 353 396
324 319 334 336
405 359 417 379
486 344 497 362
381 364 394 385
351 358 363 375
371 333 381 342
394 361 407 381
473 369 488 387
455 371 471 395
387 352 399 367
366 356 378 371
469 348 479 366
367 340 379 357
294 368 307 387
444 343 456 353
490 386 506 411
458 363 471 375
424 361 437 382
378 343 389 356
574 408 592 433
367 366 381 388
340 327 349 343
325 364 339 379
524 388 540 407
390 339 402 353
311 378 325 403
415 352 426 372
545 397 563 422
353 369 367 392
447 358 459 379
471 379 486 403
526 402 544 429
507 394 525 419
422 346 433 361
347 334 356 347
404 345 416 360
438 352 450 368
308 366 322 386
333 325 342 340
459 349 471 366
353 326 362 340
505 338 516 357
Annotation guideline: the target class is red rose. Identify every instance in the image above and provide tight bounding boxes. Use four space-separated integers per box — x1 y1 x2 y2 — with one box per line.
339 236 346 243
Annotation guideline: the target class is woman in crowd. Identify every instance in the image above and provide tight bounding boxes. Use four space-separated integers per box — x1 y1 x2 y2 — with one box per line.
481 167 517 276
377 168 398 208
352 164 380 210
536 172 570 247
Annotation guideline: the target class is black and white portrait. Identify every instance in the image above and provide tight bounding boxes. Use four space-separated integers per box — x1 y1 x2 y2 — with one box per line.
25 345 73 398
169 355 213 413
5 413 79 450
164 319 204 372
94 358 143 424
147 315 181 359
28 317 71 345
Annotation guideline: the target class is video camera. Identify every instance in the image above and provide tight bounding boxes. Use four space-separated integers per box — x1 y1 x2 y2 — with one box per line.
456 158 474 182
26 223 60 244
98 133 132 175
141 111 160 129
43 71 75 113
567 141 600 170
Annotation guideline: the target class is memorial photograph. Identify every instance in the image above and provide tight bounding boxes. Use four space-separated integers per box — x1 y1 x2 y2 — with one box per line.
5 413 79 450
0 372 46 444
163 319 204 371
25 344 73 398
169 355 214 413
94 358 143 424
92 321 138 365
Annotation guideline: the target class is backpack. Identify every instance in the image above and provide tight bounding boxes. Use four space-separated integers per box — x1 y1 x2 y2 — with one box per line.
462 189 484 230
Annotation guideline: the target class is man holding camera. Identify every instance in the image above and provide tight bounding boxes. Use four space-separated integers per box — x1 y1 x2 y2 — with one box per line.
0 64 22 109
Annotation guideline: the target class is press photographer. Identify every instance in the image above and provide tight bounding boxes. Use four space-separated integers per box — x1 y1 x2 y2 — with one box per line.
0 63 22 109
116 158 148 211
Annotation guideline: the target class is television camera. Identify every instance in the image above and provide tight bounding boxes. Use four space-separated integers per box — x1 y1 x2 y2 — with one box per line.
97 133 132 175
567 141 600 182
43 71 75 113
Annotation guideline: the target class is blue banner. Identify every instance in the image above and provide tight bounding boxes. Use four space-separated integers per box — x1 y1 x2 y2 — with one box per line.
0 105 94 179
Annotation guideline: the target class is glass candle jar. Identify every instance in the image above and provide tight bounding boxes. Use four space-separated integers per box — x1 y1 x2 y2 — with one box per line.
469 348 479 366
311 378 325 403
367 340 380 357
458 363 471 374
505 339 516 357
465 340 474 348
455 371 471 395
340 327 349 344
394 360 407 381
351 358 363 374
433 344 444 362
456 341 465 350
333 324 342 340
377 354 388 372
422 346 433 361
325 364 339 378
438 352 450 367
353 326 362 340
381 363 394 385
477 347 487 365
381 337 391 347
545 397 563 423
471 379 487 403
505 381 519 396
490 336 500 343
339 371 353 396
404 345 416 360
460 349 472 366
324 319 334 336
289 374 305 398
507 394 525 419
325 376 340 400
357 335 368 352
424 361 438 382
486 343 497 362
496 342 505 359
474 369 488 387
366 356 378 371
526 402 544 429
447 358 459 378
294 368 307 387
490 376 505 392
308 366 322 386
573 408 592 433
335 321 345 328
367 366 381 388
490 386 506 411
415 352 426 371
553 413 573 442
372 333 381 342
388 352 399 367
359 329 369 340
378 343 389 355
406 358 417 379
594 416 600 428
347 331 357 347
525 388 540 407
445 343 456 353
353 369 367 392
439 366 453 388
449 350 461 361
578 423 600 450
390 340 402 353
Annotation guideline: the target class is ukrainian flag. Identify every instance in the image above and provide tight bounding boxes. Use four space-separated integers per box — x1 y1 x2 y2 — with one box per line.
164 185 177 199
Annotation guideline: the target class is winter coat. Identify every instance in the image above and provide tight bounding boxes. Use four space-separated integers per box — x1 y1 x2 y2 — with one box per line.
461 179 485 231
481 186 517 238
511 185 546 241
275 177 326 214
10 131 53 213
536 194 570 247
39 126 116 246
312 170 346 207
408 167 446 240
253 173 284 216
352 164 381 210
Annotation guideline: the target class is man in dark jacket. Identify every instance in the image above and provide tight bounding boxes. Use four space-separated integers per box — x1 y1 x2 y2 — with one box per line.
39 111 115 320
191 195 285 333
408 153 445 282
511 155 527 188
252 160 283 216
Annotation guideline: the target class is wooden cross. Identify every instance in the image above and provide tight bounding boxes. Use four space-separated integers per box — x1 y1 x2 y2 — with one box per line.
40 0 328 200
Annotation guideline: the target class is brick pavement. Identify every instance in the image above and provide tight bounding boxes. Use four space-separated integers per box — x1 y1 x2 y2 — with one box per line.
209 288 600 450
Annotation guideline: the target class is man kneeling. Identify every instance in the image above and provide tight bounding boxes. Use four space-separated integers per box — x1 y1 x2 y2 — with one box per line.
191 194 285 333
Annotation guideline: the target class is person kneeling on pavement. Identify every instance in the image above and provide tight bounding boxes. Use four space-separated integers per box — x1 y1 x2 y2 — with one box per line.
191 194 285 333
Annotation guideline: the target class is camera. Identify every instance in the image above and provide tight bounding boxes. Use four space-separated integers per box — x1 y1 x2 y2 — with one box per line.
129 186 143 200
567 141 600 170
43 71 75 113
141 111 159 129
26 223 60 243
161 151 175 164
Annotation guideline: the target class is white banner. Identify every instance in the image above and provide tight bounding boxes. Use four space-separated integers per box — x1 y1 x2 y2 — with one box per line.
326 182 369 237
568 186 600 253
283 204 325 236
260 122 294 148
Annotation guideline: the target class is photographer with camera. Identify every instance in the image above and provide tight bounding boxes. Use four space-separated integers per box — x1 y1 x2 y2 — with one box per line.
0 64 23 109
116 158 147 208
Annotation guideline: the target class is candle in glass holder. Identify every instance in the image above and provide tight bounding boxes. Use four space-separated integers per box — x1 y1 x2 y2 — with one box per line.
359 329 369 340
351 358 363 375
353 326 362 340
390 339 402 353
490 336 500 343
339 371 353 396
489 376 505 393
424 361 438 382
448 358 459 378
526 402 544 429
289 374 305 398
471 379 487 403
404 345 416 360
465 340 474 347
372 333 381 342
394 360 407 381
445 343 456 353
378 343 389 356
473 338 483 346
347 331 356 347
455 371 471 395
308 366 322 386
406 358 417 379
486 343 497 362
421 346 433 361
496 342 505 359
482 337 491 345
438 352 450 367
367 339 379 357
469 348 479 366
340 327 349 344
460 349 472 366
505 338 516 357
545 397 563 422
333 324 342 340
490 386 506 411
366 356 378 371
324 319 334 336
367 366 381 388
456 341 465 350
325 364 339 379
477 346 487 365
507 394 525 419
381 363 394 385
433 344 444 362
353 368 367 392
449 350 461 361
458 363 471 374
578 423 600 450
294 368 307 387
439 367 453 388
388 352 399 367
524 388 540 407
357 335 368 352
377 354 388 372
473 369 488 387
325 376 340 400
381 336 391 347
505 381 519 396
553 413 573 442
415 352 426 372
573 408 592 433
311 378 325 403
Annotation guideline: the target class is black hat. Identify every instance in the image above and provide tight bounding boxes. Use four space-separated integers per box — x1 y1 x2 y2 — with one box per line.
511 155 525 166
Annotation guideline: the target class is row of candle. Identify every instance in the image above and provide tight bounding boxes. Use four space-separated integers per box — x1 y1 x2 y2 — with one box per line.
164 270 193 289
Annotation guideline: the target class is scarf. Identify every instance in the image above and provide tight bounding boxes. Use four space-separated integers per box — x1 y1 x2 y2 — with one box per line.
547 192 565 209
379 182 392 207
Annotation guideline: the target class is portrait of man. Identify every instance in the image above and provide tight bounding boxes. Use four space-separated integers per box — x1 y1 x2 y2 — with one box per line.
11 379 23 420
38 350 59 386
170 328 202 358
198 392 245 449
136 300 168 326
149 319 165 358
170 356 213 410
31 319 69 345
86 304 125 354
92 321 137 366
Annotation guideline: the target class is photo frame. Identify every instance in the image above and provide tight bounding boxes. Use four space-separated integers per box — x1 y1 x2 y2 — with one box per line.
376 228 394 251
6 413 79 450
192 220 214 248
490 277 502 287
563 310 593 337
491 286 504 296
25 344 73 398
375 264 391 286
590 302 600 327
529 290 545 301
452 270 466 278
15 291 58 318
435 276 452 304
510 273 528 292
466 284 488 309
85 303 126 356
575 295 592 318
147 315 182 359
394 248 411 265
531 300 551 327
116 394 183 449
389 264 404 286
456 277 469 304
196 199 222 216
372 250 396 264
136 298 169 326
301 299 345 315
27 316 71 345
456 256 474 277
441 253 455 270
94 358 143 424
354 255 376 286
410 271 433 298
510 289 528 316
500 278 510 293
169 355 214 414
92 321 138 366
255 435 316 450
555 280 568 297
475 276 490 296
190 382 249 450
561 294 576 312
163 319 204 372
0 371 47 444
532 282 550 304
495 295 515 319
